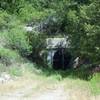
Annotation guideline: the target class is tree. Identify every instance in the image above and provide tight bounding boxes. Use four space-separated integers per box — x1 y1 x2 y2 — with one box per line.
58 0 100 65
0 0 25 13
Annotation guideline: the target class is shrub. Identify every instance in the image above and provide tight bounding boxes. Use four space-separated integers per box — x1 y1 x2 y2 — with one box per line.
0 0 25 13
0 31 9 48
7 27 32 56
0 10 11 29
0 48 21 66
18 4 49 22
9 66 22 76
27 32 46 62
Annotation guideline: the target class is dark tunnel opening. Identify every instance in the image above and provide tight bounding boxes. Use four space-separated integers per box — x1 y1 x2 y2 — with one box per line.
53 49 72 70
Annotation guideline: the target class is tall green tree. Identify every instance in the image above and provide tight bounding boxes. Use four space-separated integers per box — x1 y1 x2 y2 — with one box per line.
57 0 100 65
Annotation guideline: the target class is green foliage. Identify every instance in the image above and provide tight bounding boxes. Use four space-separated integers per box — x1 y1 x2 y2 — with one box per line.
56 0 100 65
90 73 100 95
0 31 8 47
0 0 25 13
9 66 23 76
74 0 91 4
27 0 57 9
7 27 32 56
0 10 11 29
0 0 100 68
79 1 100 64
0 48 21 65
18 4 49 22
27 32 46 62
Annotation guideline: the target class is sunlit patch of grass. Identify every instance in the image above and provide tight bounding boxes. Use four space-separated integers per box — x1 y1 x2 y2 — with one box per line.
8 66 23 77
89 73 100 95
61 73 100 96
0 64 7 73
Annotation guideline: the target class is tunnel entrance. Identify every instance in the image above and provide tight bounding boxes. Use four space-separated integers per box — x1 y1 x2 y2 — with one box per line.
53 49 72 70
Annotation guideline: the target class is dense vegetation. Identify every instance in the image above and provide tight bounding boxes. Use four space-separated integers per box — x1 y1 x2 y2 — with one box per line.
0 0 100 73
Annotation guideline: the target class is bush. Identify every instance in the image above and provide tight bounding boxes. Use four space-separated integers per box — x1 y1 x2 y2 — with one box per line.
0 0 25 13
9 66 23 76
18 4 48 22
27 32 46 62
0 48 21 66
7 27 32 56
0 31 9 48
0 10 11 29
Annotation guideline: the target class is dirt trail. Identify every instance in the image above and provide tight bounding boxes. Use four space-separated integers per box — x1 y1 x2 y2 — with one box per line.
0 76 99 100
31 86 69 100
0 85 68 100
0 84 100 100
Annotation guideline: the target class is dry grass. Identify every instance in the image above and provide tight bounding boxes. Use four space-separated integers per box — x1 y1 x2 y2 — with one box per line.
0 63 99 100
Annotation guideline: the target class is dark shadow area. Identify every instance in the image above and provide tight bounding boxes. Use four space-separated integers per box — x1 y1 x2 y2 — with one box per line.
27 49 99 81
53 49 72 70
31 63 99 81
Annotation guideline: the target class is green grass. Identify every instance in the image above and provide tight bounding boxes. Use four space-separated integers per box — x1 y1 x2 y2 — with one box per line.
0 48 21 65
8 66 23 77
89 73 100 95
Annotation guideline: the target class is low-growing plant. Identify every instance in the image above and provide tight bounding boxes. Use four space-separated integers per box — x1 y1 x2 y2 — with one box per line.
90 73 100 95
0 48 21 66
9 66 23 76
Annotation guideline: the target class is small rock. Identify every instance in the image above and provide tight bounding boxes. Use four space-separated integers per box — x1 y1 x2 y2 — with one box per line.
0 72 12 83
1 72 11 81
24 26 33 32
0 77 5 83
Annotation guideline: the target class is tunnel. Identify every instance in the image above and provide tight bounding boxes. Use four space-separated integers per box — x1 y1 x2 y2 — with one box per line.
53 49 72 70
